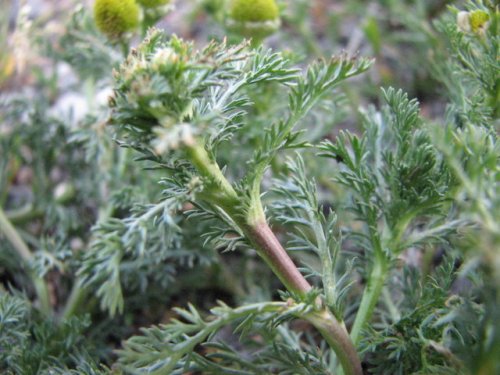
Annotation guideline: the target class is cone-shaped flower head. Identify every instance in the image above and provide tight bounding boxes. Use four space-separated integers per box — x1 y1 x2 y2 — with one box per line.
136 0 171 8
94 0 140 38
456 9 490 35
469 10 490 34
227 0 280 39
230 0 279 22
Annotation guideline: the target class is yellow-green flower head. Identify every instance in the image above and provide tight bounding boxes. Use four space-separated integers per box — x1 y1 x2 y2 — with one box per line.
456 9 490 35
136 0 171 8
469 10 490 34
94 0 140 38
230 0 279 22
227 0 281 39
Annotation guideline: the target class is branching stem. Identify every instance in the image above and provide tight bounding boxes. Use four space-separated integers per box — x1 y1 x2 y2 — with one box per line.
185 141 239 202
305 309 362 375
350 253 389 345
184 140 362 375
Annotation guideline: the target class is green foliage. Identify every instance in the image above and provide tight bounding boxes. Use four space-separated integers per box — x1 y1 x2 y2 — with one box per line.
433 3 499 124
361 261 460 374
0 293 100 374
271 155 353 318
1 1 499 374
319 87 456 266
77 193 210 316
56 6 120 81
117 300 313 374
110 29 300 152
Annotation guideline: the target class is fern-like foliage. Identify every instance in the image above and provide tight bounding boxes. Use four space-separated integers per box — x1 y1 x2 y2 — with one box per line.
77 179 210 316
110 29 299 154
0 293 100 374
319 88 457 266
246 55 373 196
117 300 314 374
361 260 461 374
271 155 353 318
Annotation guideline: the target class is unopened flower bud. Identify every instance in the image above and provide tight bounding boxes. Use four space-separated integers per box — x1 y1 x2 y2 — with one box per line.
70 237 85 252
469 10 490 35
94 0 140 38
227 0 281 40
151 47 179 71
153 123 195 154
457 9 490 35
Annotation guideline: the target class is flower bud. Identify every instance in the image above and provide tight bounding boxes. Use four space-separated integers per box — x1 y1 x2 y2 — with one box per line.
94 0 140 38
457 9 490 35
469 10 490 35
151 47 180 71
136 0 171 8
227 0 281 40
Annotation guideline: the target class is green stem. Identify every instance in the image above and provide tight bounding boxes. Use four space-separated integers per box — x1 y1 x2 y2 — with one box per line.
33 279 51 315
185 142 238 202
61 282 88 320
0 207 51 315
305 309 363 375
186 141 309 295
350 255 389 345
0 208 32 262
5 204 43 224
488 82 499 118
184 140 362 375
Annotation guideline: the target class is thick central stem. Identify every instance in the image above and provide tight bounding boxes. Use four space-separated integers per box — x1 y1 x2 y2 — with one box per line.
243 221 312 296
184 141 362 375
241 220 361 375
186 142 311 295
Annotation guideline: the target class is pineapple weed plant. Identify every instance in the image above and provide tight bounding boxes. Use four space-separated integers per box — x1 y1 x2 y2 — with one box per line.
0 0 499 374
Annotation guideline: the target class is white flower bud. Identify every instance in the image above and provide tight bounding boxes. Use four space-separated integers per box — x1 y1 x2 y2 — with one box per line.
151 47 179 70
